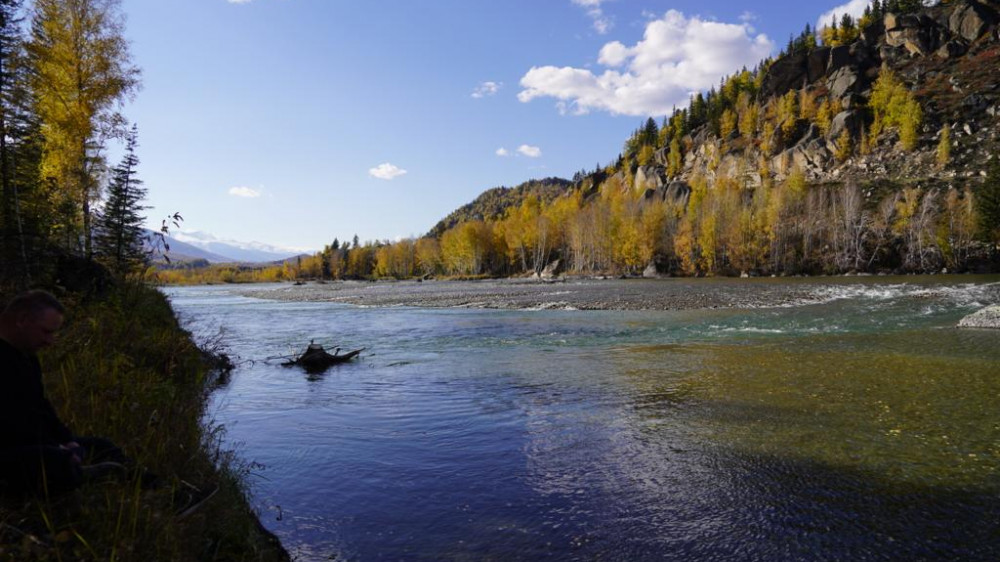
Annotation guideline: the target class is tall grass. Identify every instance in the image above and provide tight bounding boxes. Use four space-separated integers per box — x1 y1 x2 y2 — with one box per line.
0 281 287 561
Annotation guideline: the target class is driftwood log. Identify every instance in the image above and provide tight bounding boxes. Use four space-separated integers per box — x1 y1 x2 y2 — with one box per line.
282 341 364 372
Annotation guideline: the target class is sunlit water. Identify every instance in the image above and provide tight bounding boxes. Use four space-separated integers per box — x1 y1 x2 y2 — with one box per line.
163 277 1000 561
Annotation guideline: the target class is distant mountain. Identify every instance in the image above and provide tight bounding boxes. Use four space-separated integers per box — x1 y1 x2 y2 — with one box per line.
146 230 306 263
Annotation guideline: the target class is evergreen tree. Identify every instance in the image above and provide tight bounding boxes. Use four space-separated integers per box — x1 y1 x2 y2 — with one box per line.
95 124 147 275
0 0 41 285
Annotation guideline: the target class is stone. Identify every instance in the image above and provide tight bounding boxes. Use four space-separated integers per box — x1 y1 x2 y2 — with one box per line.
761 52 808 99
885 13 942 56
829 110 863 140
663 181 692 203
537 259 563 279
936 39 968 58
807 47 831 83
958 305 1000 328
828 46 852 75
949 0 998 42
642 262 659 278
653 146 670 168
827 66 859 101
635 166 665 191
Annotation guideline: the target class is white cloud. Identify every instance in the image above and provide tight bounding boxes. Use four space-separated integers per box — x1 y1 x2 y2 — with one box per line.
817 0 871 31
472 81 502 98
228 186 261 198
369 162 408 180
519 10 774 117
572 0 613 35
496 147 510 157
227 0 252 4
517 144 542 158
598 41 630 67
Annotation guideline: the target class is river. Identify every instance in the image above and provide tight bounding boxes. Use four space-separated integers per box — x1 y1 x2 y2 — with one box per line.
163 276 1000 561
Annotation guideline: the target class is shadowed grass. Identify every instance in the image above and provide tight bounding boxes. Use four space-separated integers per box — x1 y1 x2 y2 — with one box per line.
0 281 288 561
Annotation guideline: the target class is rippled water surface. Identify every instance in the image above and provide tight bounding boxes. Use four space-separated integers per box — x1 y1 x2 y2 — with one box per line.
164 277 1000 561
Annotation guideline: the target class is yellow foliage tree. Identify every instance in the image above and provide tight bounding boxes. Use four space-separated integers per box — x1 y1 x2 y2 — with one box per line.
870 66 923 151
415 237 442 276
29 0 140 255
936 124 951 168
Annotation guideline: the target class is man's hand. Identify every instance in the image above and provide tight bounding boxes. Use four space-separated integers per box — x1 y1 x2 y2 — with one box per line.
61 441 83 464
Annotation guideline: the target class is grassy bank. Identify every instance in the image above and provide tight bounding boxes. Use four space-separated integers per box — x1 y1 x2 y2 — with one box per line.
0 281 288 561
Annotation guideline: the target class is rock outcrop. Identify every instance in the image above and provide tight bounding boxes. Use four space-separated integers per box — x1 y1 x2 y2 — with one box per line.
630 0 1000 188
958 305 1000 328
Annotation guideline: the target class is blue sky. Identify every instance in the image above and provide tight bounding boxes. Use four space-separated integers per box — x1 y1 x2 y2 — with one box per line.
121 0 871 251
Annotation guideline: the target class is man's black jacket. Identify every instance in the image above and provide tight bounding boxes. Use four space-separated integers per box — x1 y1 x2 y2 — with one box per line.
0 338 73 448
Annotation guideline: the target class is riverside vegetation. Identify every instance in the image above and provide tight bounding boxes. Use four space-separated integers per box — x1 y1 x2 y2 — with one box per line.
0 281 288 561
0 0 287 559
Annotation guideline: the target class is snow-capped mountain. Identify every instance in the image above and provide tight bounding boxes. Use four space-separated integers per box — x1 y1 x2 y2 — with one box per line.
164 230 309 263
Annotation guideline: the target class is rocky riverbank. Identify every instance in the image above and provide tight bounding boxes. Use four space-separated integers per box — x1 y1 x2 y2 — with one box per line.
241 278 823 310
240 276 1000 313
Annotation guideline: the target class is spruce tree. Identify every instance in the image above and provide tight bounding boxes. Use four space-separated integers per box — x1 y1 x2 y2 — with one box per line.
0 0 40 285
95 124 147 276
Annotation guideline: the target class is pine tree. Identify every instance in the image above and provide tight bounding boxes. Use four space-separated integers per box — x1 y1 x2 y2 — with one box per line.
95 124 147 275
0 0 42 285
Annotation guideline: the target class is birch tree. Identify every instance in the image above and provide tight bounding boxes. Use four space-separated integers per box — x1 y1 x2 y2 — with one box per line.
28 0 139 257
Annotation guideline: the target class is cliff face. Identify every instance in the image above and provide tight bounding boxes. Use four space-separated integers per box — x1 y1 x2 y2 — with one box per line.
634 0 1000 200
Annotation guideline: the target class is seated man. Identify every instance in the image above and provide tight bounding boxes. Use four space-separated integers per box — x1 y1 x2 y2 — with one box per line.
0 290 128 496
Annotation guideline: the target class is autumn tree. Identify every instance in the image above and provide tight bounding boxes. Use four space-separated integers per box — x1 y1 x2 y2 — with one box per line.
936 124 951 168
869 66 922 151
937 188 976 270
28 0 140 257
976 158 1000 250
414 237 441 277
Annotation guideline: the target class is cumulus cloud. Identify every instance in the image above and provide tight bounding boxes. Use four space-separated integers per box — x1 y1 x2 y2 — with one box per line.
517 145 542 158
472 81 502 98
228 186 261 198
496 147 510 157
572 0 613 35
369 162 408 180
519 10 775 117
817 0 872 31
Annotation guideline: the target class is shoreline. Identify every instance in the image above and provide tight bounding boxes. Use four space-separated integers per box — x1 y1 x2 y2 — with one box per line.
237 274 1000 312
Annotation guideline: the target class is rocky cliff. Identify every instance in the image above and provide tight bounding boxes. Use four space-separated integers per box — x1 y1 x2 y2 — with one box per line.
632 0 1000 202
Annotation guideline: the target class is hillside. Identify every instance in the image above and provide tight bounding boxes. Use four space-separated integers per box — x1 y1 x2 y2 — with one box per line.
418 0 1000 277
427 177 573 238
630 0 1000 192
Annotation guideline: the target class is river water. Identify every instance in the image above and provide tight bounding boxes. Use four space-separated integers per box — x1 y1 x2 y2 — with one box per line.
163 276 1000 561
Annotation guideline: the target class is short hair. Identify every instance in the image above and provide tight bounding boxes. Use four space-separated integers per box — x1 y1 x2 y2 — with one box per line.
2 290 65 320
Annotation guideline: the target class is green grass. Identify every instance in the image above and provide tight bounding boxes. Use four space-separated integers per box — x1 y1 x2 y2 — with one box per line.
0 281 288 561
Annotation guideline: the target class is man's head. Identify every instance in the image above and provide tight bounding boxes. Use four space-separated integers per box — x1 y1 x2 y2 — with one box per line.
0 290 65 354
